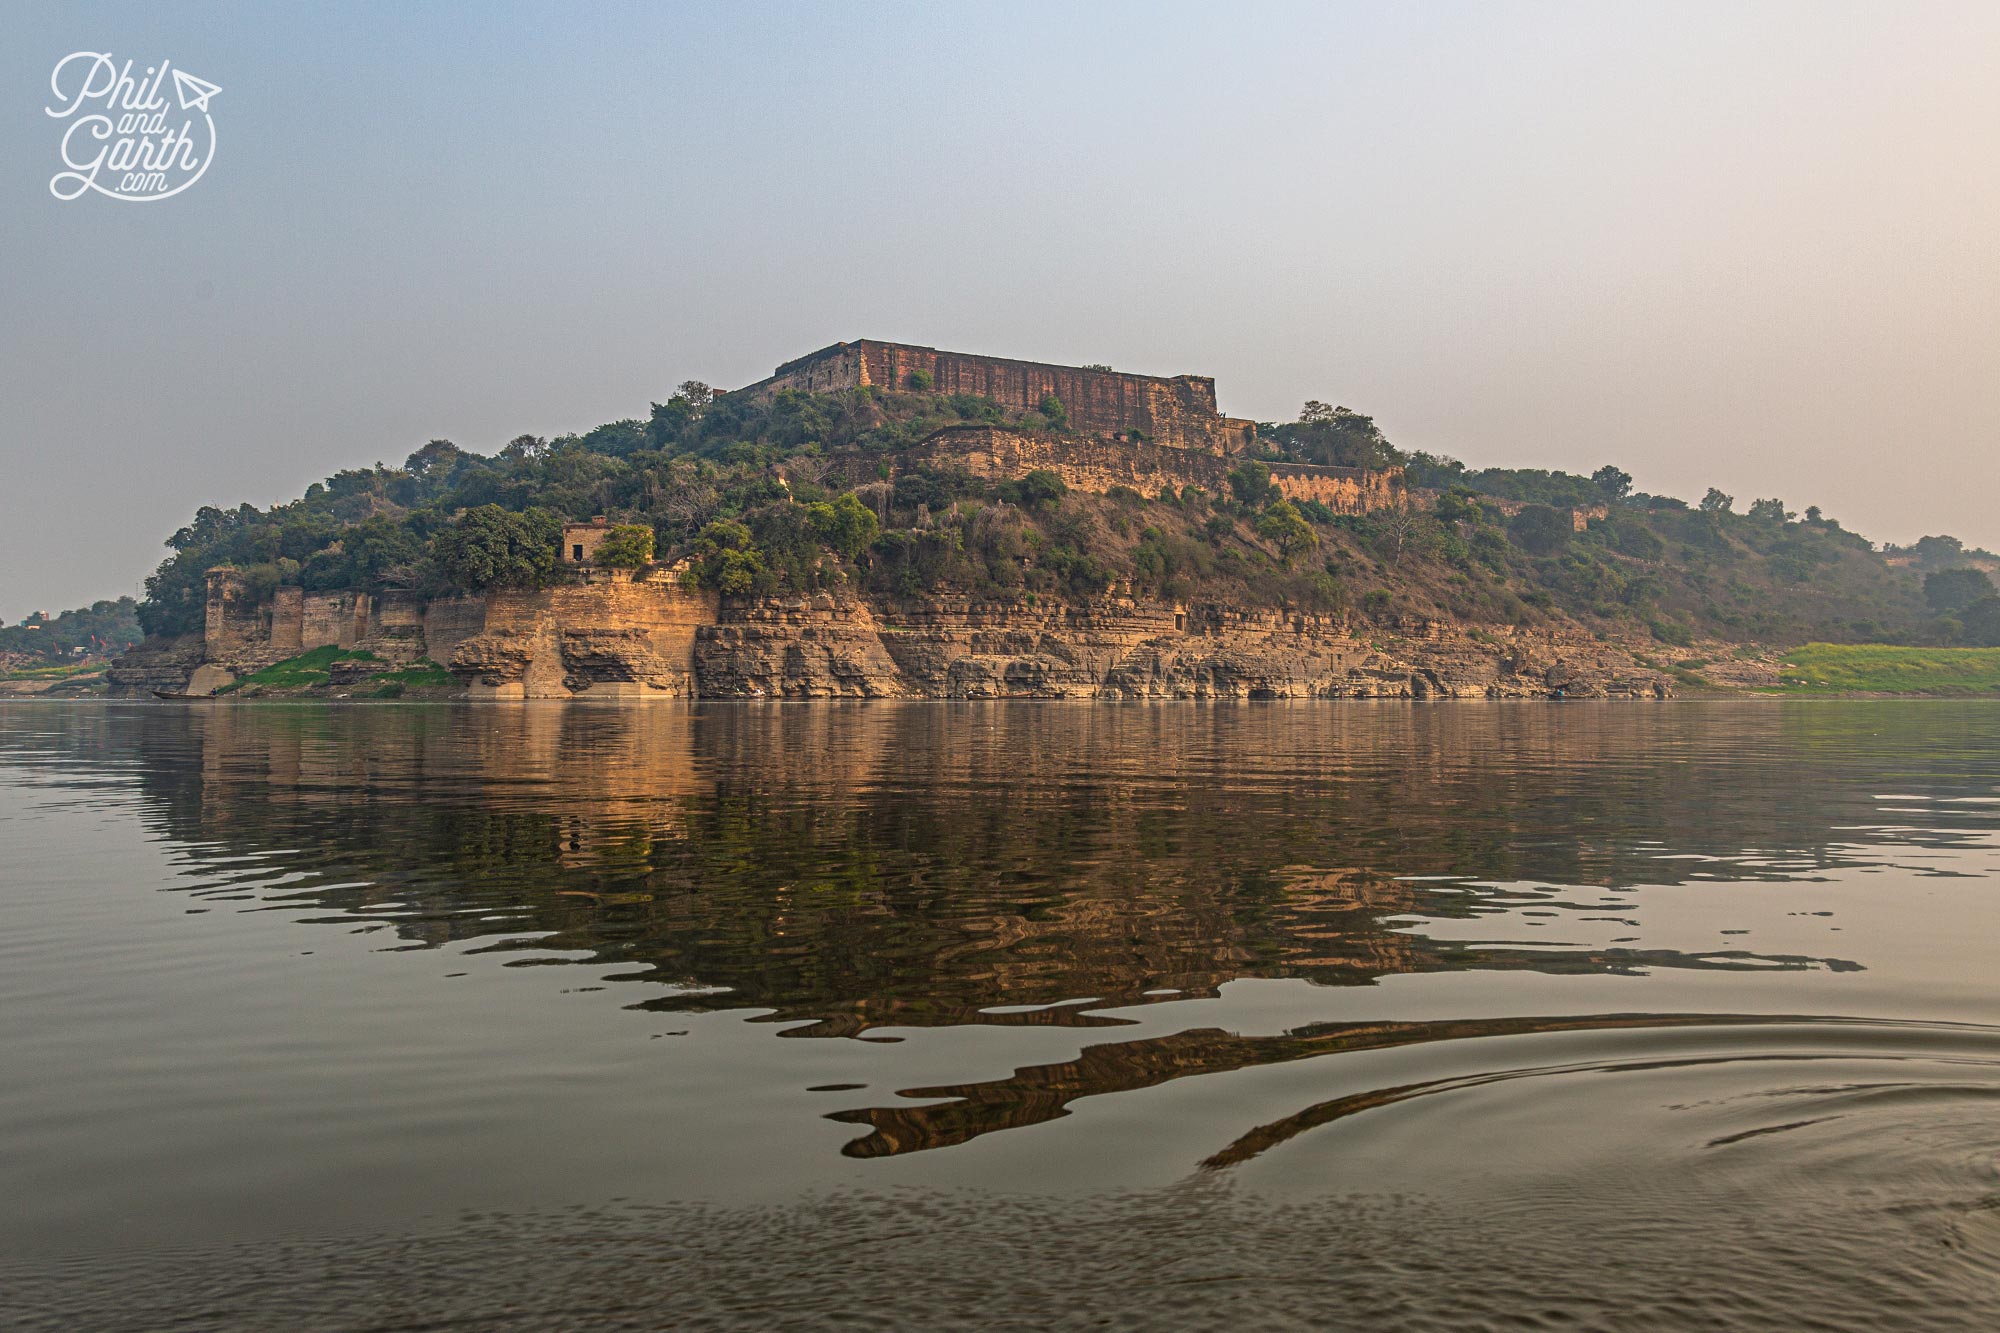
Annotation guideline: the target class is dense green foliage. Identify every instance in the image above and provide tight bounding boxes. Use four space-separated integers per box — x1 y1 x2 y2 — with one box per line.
432 507 563 591
592 524 656 569
1 597 142 659
130 381 1976 651
1926 567 1996 613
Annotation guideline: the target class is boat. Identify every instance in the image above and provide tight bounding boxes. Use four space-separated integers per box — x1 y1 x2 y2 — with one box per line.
151 690 217 701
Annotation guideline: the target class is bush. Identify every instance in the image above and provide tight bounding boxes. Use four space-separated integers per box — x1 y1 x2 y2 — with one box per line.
593 524 656 568
1003 469 1068 508
805 492 880 560
1227 460 1276 508
1507 505 1573 556
1610 521 1665 560
906 369 934 391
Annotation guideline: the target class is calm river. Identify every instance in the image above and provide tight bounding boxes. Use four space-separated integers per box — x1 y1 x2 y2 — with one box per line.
5 700 2000 1328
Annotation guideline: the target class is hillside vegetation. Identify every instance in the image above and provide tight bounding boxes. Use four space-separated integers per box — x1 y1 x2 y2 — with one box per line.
131 380 1992 653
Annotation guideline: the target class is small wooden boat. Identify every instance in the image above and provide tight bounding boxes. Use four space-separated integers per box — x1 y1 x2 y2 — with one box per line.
151 690 216 701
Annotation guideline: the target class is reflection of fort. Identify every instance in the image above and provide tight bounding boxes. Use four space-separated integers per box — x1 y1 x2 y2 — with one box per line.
10 700 1928 1160
42 701 1903 1042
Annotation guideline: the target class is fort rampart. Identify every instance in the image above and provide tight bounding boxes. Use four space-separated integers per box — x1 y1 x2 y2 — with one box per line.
898 427 1404 514
742 340 1257 455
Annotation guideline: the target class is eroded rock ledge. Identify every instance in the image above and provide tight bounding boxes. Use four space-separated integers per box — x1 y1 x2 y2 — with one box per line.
113 577 1693 700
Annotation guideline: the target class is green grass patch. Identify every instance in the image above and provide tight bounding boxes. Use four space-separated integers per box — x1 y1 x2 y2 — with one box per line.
368 660 454 694
218 645 377 694
0 661 103 681
1773 643 2000 695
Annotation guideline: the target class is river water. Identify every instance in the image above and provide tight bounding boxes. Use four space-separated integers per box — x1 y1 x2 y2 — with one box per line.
4 700 2000 1328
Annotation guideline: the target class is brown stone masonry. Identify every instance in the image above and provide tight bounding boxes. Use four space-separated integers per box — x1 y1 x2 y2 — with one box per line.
898 427 1404 515
741 340 1258 455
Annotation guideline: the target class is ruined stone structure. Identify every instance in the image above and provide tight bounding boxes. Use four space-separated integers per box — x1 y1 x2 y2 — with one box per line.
562 517 616 566
741 340 1258 455
900 427 1403 514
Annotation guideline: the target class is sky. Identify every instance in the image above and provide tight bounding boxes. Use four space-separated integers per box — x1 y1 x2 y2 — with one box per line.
4 0 1998 616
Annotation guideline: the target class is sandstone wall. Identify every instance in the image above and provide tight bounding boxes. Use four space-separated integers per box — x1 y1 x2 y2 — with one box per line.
1267 463 1405 512
449 576 719 700
749 341 1256 454
899 428 1403 515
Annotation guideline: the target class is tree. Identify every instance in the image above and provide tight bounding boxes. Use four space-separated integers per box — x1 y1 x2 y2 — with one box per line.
1925 567 1997 614
1255 500 1316 560
1013 469 1068 508
1747 498 1793 523
677 381 715 419
806 492 879 560
593 524 656 569
692 519 766 594
1591 465 1633 502
1276 404 1400 470
1038 394 1069 431
1227 460 1276 508
344 516 425 585
1962 596 2000 647
1912 535 1966 568
1508 504 1573 556
405 439 463 483
431 506 562 590
1373 504 1436 565
1433 486 1483 526
1699 488 1734 515
658 466 721 537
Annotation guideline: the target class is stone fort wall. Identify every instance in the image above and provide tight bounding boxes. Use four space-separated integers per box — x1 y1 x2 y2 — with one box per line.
895 427 1405 515
742 340 1257 455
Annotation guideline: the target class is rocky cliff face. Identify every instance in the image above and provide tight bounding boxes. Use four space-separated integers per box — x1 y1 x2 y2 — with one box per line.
694 594 1674 700
113 578 1689 701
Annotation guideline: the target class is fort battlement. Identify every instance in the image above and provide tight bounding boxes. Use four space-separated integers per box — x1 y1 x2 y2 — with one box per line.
741 340 1258 455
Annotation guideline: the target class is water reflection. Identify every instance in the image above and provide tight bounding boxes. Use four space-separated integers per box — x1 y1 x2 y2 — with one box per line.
4 702 1925 1030
10 700 2000 1325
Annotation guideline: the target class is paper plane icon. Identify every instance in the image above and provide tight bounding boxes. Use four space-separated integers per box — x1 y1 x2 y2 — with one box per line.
172 69 221 113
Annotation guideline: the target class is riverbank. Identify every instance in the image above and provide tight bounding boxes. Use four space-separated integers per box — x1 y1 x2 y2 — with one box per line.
1765 643 2000 696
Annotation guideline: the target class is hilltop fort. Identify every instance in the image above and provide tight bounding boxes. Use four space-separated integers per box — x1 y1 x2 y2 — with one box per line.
106 337 1966 701
737 340 1410 517
741 339 1260 455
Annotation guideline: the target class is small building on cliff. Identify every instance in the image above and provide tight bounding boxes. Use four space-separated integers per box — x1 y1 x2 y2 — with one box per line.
563 517 615 566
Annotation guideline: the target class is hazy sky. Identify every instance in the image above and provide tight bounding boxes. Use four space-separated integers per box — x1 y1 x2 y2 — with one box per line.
5 1 1998 615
